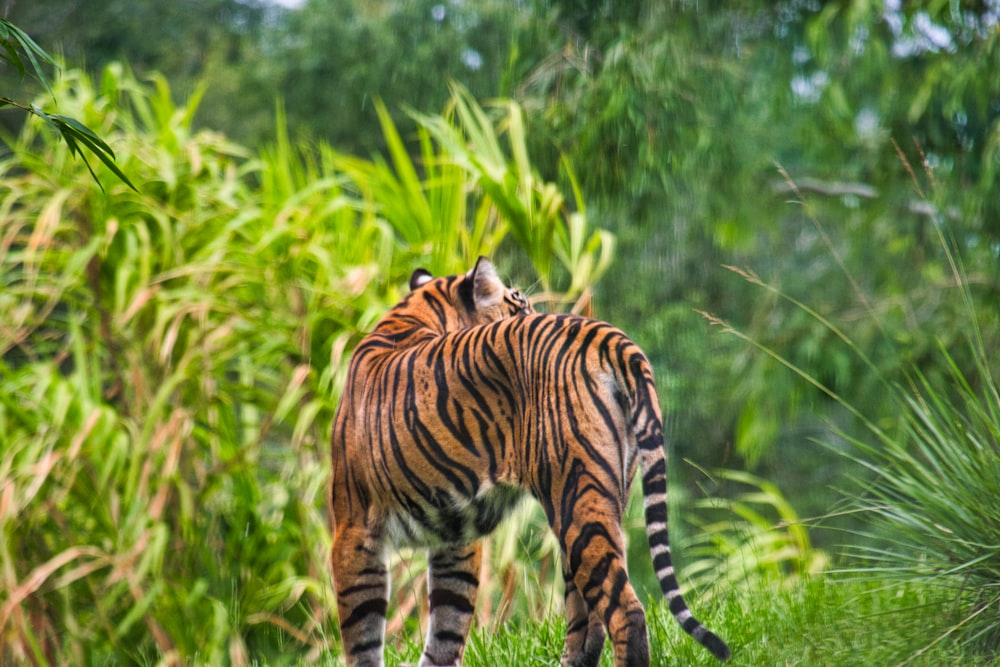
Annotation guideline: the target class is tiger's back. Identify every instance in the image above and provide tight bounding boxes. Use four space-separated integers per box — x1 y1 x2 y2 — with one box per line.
331 259 534 548
339 313 638 544
330 258 729 667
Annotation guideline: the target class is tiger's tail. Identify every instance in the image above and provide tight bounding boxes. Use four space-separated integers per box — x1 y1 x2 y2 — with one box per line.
628 355 731 661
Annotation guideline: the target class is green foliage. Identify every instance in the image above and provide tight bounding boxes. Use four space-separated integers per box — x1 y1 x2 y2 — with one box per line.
412 83 614 303
1 63 340 664
508 3 1000 499
0 63 611 663
838 322 1000 654
681 469 829 596
12 0 999 488
4 1 1000 662
707 171 1000 659
723 5 1000 466
0 18 57 94
0 21 135 191
331 94 503 279
842 360 1000 656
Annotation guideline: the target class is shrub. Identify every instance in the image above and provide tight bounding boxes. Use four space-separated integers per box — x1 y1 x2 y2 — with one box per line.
0 63 614 663
705 166 1000 660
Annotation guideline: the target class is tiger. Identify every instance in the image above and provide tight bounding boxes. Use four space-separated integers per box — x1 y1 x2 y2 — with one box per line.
329 256 730 667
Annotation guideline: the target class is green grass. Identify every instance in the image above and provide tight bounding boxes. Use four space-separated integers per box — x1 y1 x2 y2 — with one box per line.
298 574 989 666
709 576 984 667
837 349 1000 660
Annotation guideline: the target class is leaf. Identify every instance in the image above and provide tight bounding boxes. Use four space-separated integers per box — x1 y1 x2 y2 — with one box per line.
0 40 27 78
0 19 57 98
47 113 139 192
0 32 139 194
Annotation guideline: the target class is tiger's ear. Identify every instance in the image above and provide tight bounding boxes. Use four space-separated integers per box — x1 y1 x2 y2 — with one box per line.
410 268 433 291
468 256 504 309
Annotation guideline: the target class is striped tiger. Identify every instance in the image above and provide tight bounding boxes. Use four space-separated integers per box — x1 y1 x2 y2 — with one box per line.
329 257 730 667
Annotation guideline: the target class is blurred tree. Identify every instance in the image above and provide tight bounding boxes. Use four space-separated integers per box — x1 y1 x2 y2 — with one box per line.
2 0 270 141
6 0 998 535
513 0 999 526
3 0 267 76
232 0 557 153
728 0 1000 464
5 0 560 154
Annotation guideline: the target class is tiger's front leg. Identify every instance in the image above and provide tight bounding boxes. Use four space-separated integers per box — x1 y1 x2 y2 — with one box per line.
419 542 483 667
332 524 389 667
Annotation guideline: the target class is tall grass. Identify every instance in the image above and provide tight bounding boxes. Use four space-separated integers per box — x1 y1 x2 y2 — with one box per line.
680 469 829 597
841 354 1000 657
412 83 615 309
1 63 345 664
704 163 1000 660
0 64 613 663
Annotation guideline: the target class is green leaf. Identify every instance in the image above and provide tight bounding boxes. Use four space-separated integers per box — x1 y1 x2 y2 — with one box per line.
0 19 57 98
48 113 139 192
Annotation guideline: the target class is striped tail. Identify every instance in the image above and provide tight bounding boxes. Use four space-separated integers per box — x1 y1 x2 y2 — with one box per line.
631 358 731 661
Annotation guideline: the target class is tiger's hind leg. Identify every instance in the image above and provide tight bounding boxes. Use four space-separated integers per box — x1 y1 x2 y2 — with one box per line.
557 504 650 667
332 525 389 667
561 566 607 667
419 542 482 667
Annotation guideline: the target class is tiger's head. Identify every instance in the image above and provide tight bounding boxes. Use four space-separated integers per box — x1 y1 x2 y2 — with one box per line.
406 256 532 332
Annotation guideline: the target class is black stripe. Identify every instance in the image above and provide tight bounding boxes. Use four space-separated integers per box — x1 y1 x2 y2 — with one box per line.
349 638 382 655
646 502 667 526
458 271 476 313
428 589 474 613
642 458 667 486
434 630 465 644
338 580 385 598
340 598 387 630
432 570 479 587
652 550 672 572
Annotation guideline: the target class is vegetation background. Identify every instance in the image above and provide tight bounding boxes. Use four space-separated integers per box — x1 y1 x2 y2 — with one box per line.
1 0 998 664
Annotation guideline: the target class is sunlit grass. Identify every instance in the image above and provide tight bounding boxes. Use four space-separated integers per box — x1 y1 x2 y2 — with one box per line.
837 351 1000 657
303 575 987 666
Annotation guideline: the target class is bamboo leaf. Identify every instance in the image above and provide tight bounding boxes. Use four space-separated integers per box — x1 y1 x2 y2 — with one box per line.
0 19 57 97
48 113 139 192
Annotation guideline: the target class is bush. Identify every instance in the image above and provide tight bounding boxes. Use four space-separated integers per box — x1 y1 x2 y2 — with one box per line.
0 64 612 663
707 168 1000 660
0 63 355 664
843 333 1000 655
